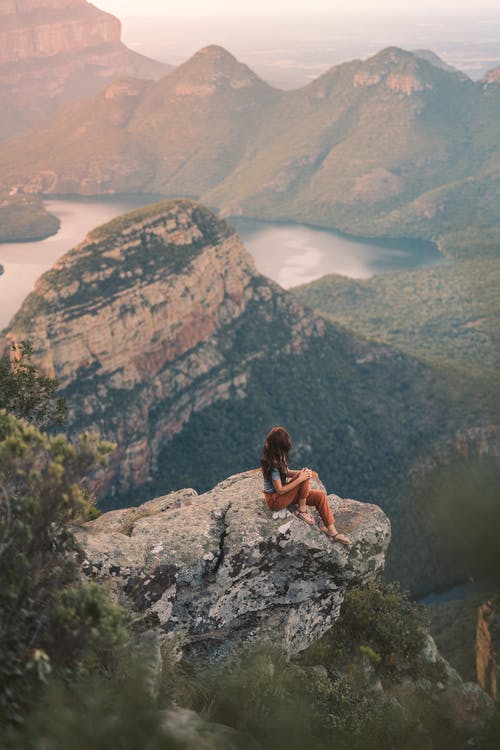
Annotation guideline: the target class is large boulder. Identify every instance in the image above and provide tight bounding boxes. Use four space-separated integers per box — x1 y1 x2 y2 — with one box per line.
75 470 390 658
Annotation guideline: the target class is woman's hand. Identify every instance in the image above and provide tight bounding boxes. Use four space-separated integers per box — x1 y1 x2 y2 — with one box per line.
299 468 313 481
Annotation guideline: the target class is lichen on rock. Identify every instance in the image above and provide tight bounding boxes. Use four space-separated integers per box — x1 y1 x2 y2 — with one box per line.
75 470 391 659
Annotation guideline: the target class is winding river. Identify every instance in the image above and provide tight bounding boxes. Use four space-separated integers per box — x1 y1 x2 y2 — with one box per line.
0 196 443 329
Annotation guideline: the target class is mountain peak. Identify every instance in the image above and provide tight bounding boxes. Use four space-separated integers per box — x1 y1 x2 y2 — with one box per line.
371 46 415 66
168 44 272 93
195 45 238 62
349 46 447 95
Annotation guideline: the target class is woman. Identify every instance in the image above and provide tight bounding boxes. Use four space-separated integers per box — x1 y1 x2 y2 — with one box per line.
261 426 351 546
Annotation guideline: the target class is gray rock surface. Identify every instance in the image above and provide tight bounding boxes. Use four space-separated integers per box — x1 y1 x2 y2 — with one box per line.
75 470 391 658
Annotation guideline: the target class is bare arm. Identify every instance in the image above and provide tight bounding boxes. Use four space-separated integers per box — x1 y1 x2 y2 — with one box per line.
272 468 312 495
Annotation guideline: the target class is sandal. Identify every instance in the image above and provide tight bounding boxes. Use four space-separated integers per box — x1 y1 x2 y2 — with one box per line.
320 527 352 546
295 509 316 526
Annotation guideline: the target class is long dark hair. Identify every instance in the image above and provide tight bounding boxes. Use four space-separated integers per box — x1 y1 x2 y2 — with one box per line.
261 426 292 483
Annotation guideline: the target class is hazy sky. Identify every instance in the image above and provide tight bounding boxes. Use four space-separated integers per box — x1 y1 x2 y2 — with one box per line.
95 0 500 18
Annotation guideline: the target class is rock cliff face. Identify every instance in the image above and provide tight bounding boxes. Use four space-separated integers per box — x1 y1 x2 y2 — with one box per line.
5 197 474 514
0 0 171 141
75 470 391 657
5 199 325 495
483 66 500 85
0 0 120 64
477 595 500 701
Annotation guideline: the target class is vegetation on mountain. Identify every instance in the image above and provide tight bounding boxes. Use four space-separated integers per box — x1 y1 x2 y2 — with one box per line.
0 46 497 251
292 256 500 379
0 193 60 242
305 581 428 674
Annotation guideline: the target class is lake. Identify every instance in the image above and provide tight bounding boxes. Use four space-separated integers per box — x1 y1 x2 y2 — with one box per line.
0 197 443 329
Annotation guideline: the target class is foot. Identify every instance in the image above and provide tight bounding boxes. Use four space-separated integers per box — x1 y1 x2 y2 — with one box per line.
296 508 315 525
321 527 352 546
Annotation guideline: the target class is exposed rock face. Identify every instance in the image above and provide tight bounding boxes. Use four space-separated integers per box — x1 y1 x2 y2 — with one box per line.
0 0 171 141
0 0 120 64
477 595 500 701
6 196 480 524
5 199 325 495
75 470 391 657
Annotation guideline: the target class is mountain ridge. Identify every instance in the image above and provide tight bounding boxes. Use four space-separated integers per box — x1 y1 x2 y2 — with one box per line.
1 44 497 253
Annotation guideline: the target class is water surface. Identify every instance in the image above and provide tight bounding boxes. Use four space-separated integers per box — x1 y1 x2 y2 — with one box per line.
232 218 443 289
0 199 443 329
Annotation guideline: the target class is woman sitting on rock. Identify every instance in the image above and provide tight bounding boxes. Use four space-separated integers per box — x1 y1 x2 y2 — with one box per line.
261 426 351 546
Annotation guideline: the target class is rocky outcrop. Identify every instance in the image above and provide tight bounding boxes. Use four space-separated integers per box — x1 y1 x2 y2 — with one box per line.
74 473 496 745
75 470 391 658
477 594 500 701
0 0 171 141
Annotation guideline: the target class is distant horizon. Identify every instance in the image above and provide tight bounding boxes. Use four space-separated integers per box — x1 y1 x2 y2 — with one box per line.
94 1 500 20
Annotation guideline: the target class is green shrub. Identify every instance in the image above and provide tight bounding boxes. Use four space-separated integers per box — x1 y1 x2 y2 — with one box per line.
46 583 129 677
0 341 66 429
305 581 428 673
0 410 112 722
1 669 180 750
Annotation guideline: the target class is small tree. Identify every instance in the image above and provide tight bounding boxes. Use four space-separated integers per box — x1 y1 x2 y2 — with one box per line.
0 341 66 429
0 410 112 722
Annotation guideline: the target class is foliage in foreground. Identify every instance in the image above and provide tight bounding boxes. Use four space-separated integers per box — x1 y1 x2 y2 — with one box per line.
303 580 429 673
2 572 500 750
0 410 112 722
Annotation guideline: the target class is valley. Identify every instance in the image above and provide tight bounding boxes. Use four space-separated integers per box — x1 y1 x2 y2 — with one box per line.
3 199 498 600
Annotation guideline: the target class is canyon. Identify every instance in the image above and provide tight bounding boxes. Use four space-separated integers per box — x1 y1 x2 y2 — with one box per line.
4 198 495 598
